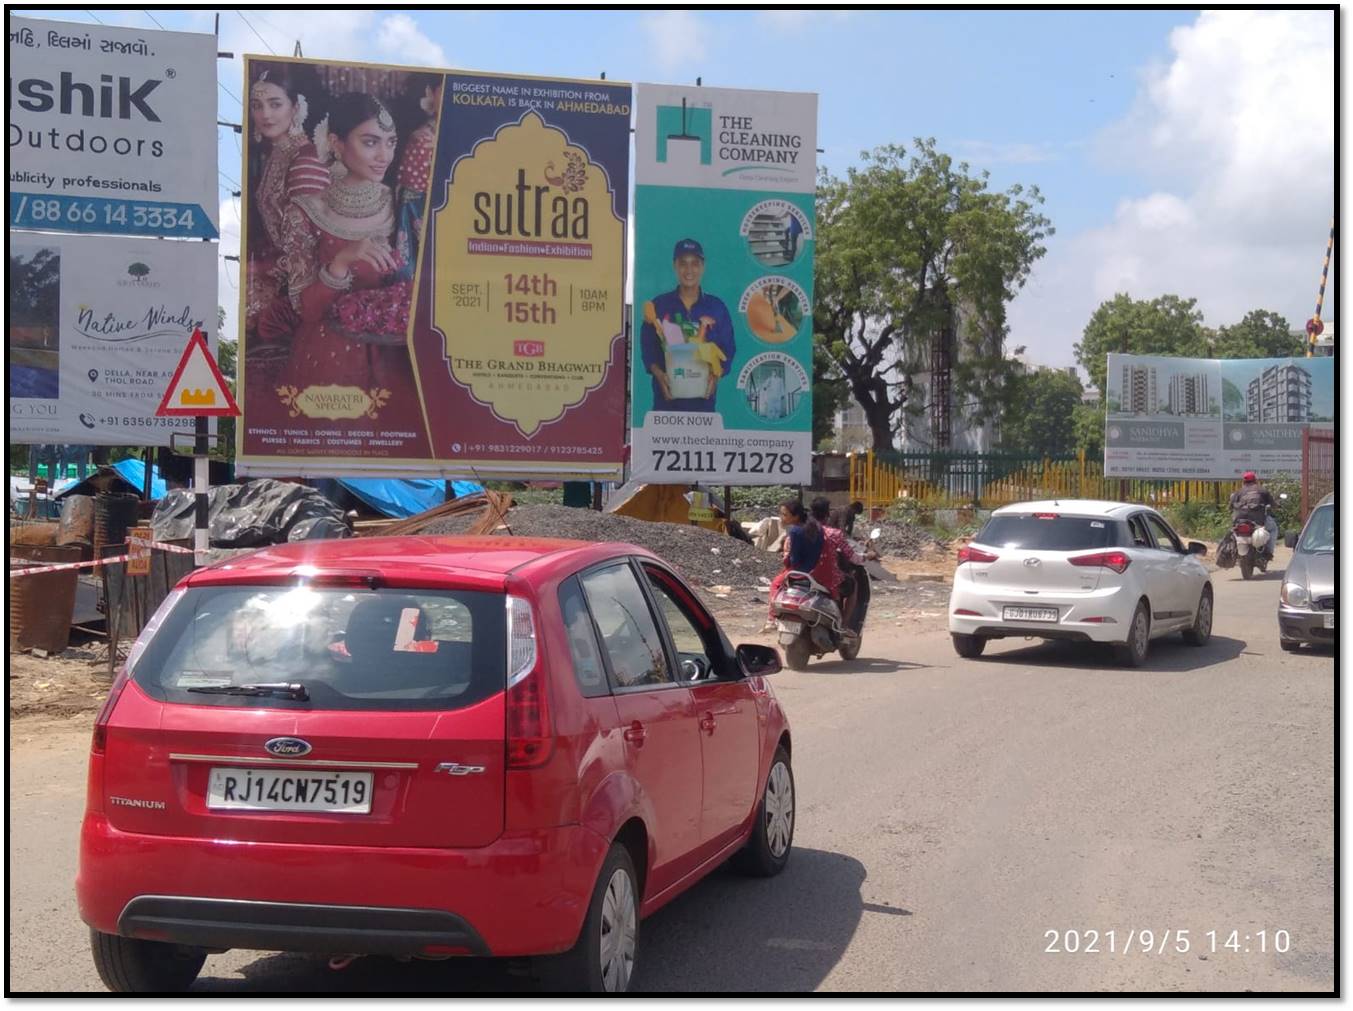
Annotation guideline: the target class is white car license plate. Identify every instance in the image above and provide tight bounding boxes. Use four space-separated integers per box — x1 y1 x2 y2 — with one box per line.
1003 606 1059 623
1324 613 1334 629
207 768 373 814
777 620 804 635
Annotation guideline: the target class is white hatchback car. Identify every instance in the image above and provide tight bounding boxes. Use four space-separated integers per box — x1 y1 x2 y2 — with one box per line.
948 500 1213 666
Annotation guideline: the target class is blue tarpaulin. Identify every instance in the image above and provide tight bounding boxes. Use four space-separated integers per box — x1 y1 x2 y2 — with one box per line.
110 458 167 500
334 478 484 520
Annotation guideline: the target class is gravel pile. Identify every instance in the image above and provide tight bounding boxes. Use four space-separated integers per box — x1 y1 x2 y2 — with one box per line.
424 504 781 589
871 521 948 561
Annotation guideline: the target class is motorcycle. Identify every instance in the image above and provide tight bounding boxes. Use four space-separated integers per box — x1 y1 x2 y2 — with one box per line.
1232 503 1279 580
769 530 877 670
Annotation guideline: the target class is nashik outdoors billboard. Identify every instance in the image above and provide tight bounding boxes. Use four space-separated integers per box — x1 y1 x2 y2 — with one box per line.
1104 353 1334 479
235 56 630 478
630 84 818 486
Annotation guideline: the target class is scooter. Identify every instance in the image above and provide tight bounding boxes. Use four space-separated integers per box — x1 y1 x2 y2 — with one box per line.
769 530 877 670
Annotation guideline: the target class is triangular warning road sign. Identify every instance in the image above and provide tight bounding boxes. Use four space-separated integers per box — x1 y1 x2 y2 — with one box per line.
156 329 240 417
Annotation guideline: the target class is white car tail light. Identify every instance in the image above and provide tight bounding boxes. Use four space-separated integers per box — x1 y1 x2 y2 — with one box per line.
957 546 999 565
1069 551 1131 574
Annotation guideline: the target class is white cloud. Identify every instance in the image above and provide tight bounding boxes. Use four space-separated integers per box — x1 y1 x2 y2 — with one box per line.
756 10 854 34
377 14 447 67
1008 10 1334 367
216 196 243 345
642 11 708 74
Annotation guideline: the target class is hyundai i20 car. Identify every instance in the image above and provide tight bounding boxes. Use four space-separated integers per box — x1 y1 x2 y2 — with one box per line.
77 536 792 993
948 501 1213 666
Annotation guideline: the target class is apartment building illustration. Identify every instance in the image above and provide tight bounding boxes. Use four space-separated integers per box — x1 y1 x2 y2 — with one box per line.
1246 363 1312 423
1120 363 1159 414
1166 372 1212 417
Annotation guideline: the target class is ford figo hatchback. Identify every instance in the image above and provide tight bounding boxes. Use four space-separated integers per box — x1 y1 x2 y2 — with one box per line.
948 501 1213 666
77 537 793 993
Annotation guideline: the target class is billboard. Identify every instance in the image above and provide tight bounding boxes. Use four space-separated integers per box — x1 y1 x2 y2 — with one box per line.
8 233 217 445
1104 354 1334 478
629 84 817 486
8 17 219 239
236 57 631 477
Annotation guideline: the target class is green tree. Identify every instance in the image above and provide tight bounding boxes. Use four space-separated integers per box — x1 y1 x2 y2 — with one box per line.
1072 401 1104 458
1210 309 1301 359
1074 293 1208 396
811 343 849 450
814 140 1053 452
1000 367 1082 457
214 307 237 462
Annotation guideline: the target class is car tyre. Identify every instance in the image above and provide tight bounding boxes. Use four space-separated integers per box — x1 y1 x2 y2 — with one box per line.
1114 601 1151 668
1280 640 1303 653
90 929 206 993
733 746 794 878
784 637 812 671
1181 585 1213 646
951 633 987 658
546 843 640 993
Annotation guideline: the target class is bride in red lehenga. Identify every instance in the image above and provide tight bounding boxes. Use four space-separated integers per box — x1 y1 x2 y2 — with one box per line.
274 92 429 445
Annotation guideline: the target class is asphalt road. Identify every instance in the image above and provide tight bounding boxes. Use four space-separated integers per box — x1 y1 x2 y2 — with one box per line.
7 549 1334 993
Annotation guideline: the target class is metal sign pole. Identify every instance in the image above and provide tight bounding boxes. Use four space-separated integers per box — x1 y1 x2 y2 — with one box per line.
194 416 209 563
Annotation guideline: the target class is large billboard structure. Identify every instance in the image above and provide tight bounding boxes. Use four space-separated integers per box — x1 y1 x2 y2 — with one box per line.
1104 354 1334 479
8 17 221 447
629 84 818 486
235 56 631 478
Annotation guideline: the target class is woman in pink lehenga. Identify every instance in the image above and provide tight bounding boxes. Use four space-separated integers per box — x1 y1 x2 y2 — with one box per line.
274 92 427 443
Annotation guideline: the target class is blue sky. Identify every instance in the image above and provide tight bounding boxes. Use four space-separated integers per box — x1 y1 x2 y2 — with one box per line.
16 9 1336 371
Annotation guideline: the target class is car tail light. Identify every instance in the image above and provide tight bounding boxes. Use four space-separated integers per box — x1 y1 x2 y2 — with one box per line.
953 608 981 616
1033 513 1059 519
91 665 132 755
94 587 186 753
957 546 999 564
1234 521 1255 536
1069 551 1131 574
505 596 552 769
292 568 383 589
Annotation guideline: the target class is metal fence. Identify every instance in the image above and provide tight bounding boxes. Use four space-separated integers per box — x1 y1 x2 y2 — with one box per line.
1301 429 1335 521
849 450 1242 514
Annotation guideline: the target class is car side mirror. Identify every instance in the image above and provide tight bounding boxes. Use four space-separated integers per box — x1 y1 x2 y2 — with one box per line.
1188 541 1208 556
736 643 781 677
1285 532 1299 549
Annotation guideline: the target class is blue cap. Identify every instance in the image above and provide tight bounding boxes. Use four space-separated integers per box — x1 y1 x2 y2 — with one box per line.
673 238 704 260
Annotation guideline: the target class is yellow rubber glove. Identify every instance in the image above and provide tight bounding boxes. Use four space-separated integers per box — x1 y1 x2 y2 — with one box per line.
693 339 728 378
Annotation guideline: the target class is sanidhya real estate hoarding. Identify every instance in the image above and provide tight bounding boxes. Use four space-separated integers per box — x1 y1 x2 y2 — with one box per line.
8 17 219 239
630 84 818 486
1104 353 1334 479
8 234 218 445
236 56 630 478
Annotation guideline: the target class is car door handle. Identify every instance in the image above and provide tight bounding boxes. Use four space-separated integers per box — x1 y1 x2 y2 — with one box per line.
623 722 647 747
699 713 717 735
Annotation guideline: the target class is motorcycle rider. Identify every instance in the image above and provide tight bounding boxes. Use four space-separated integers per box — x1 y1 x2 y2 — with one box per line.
1229 471 1279 559
762 499 824 631
809 497 865 625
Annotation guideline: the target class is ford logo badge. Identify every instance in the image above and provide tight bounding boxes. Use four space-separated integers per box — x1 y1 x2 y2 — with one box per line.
265 737 312 757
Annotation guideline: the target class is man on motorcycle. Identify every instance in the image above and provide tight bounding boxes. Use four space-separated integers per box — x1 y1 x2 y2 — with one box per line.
1229 471 1279 559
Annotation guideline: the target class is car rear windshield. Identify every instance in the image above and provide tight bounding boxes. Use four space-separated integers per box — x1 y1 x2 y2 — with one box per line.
976 515 1124 551
130 585 506 711
1298 505 1334 553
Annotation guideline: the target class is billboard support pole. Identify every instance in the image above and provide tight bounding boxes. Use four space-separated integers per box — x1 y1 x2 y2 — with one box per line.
193 417 210 564
143 446 154 501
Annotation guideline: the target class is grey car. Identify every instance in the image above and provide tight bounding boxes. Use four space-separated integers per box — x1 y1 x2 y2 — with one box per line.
1279 493 1335 651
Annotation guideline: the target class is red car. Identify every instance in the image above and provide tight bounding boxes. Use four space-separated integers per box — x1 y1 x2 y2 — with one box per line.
77 536 793 993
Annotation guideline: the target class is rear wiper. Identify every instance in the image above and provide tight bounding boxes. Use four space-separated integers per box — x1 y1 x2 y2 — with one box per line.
187 682 310 701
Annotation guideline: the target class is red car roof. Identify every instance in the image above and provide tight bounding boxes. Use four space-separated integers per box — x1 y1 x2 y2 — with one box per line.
185 535 656 591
